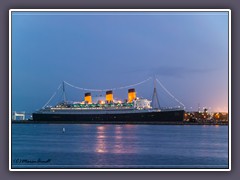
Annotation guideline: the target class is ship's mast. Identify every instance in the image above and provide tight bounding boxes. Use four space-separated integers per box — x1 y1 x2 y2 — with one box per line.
63 81 66 103
152 76 160 109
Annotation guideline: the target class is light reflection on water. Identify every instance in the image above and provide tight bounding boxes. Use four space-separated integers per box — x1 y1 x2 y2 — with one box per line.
96 126 107 153
95 125 137 154
113 125 124 154
12 124 228 168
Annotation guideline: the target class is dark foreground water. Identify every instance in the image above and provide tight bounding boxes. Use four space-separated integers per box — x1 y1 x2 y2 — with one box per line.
11 124 228 169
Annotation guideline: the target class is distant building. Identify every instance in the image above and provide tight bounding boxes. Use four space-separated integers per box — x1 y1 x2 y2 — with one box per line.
184 109 228 123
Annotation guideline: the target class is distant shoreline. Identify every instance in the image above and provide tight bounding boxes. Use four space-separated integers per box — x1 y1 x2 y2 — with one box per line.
11 120 228 126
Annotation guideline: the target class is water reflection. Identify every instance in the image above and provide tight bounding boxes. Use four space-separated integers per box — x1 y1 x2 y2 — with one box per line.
113 126 123 154
12 124 228 167
95 125 137 154
95 126 107 153
113 125 137 154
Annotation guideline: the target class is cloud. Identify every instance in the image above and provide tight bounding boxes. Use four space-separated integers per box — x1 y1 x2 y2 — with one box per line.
141 66 217 78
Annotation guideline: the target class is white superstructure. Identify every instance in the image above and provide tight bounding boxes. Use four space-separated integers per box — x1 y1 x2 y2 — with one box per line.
133 98 151 109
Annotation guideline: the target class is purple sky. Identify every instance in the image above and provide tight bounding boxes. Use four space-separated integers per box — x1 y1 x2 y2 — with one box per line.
11 11 229 113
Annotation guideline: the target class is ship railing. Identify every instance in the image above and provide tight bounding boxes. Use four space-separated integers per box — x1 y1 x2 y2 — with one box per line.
159 106 184 111
49 106 135 110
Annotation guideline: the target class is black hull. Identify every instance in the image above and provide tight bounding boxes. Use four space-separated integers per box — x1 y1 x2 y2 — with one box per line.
32 110 184 124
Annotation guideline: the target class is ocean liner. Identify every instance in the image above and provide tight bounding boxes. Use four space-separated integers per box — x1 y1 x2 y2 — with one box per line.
32 81 185 124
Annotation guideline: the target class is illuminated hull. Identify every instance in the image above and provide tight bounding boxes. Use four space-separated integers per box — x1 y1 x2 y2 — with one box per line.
32 109 184 124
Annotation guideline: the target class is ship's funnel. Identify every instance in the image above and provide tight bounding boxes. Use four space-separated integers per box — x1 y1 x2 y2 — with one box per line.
106 90 113 103
84 92 92 104
128 88 136 102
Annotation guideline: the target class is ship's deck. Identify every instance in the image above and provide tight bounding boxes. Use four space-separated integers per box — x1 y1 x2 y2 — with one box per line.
36 107 183 115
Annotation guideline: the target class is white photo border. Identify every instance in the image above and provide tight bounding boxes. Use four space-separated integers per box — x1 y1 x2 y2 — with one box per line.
9 9 231 171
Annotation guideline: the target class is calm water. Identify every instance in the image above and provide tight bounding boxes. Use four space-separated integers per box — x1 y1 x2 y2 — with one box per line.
11 124 228 169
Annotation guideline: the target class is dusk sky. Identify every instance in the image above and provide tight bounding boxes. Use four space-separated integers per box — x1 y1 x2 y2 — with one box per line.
11 11 229 113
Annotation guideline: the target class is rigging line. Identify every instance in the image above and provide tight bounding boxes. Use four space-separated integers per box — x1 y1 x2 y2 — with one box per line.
64 81 103 92
117 77 152 90
64 77 152 92
42 83 62 108
156 78 185 107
